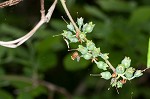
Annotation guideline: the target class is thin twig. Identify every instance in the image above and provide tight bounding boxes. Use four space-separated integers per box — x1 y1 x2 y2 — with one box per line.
40 0 45 19
40 81 72 99
0 0 57 48
0 0 22 8
105 59 116 73
0 75 72 99
60 0 116 73
60 0 80 34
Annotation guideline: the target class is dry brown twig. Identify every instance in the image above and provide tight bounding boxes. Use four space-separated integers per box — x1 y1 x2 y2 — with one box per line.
0 0 22 8
0 0 57 48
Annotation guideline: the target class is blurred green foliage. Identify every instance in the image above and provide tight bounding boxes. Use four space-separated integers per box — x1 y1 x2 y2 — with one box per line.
0 0 150 99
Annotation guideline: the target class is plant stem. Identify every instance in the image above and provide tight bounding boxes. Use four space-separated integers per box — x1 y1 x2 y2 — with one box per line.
104 59 116 73
60 0 80 33
60 0 116 74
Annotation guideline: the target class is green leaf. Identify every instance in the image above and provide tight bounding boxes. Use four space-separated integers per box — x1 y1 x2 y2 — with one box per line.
0 90 13 99
0 68 5 75
29 86 47 97
49 19 67 31
11 81 32 89
17 92 33 99
0 47 7 59
0 24 25 37
84 5 108 20
38 52 57 71
147 38 150 68
97 0 136 12
64 53 90 71
129 6 150 26
36 36 65 52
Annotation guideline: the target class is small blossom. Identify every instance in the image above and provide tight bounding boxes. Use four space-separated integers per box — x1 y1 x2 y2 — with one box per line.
82 22 95 33
82 53 92 60
125 67 135 79
121 57 131 68
67 23 75 32
92 47 100 58
86 40 95 51
79 32 86 42
62 30 73 39
134 70 143 78
77 17 84 29
96 61 108 70
116 64 125 74
68 37 78 43
117 81 123 88
100 53 109 60
101 71 111 80
77 45 88 55
111 78 117 87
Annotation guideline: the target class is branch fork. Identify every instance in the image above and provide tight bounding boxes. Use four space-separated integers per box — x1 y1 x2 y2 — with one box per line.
0 0 57 48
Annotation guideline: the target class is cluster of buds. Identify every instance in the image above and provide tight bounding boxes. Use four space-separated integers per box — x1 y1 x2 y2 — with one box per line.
110 57 143 88
55 17 144 88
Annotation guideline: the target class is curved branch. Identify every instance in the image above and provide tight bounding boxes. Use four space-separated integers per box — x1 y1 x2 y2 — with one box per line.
0 0 22 8
0 0 57 48
60 0 80 34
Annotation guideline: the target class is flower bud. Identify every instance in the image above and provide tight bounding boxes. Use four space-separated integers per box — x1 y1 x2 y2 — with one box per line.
121 57 131 68
117 81 123 88
69 37 78 43
92 47 100 58
125 67 135 79
71 52 80 61
101 71 111 80
112 73 117 78
100 53 109 60
79 32 86 42
82 53 92 60
62 30 73 39
111 78 117 87
116 64 125 74
82 22 95 33
120 79 126 84
77 45 88 55
67 23 75 32
86 40 95 51
134 70 143 78
96 61 108 70
77 17 84 28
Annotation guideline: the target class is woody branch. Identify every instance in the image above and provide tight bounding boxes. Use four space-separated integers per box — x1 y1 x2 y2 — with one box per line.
0 0 57 48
